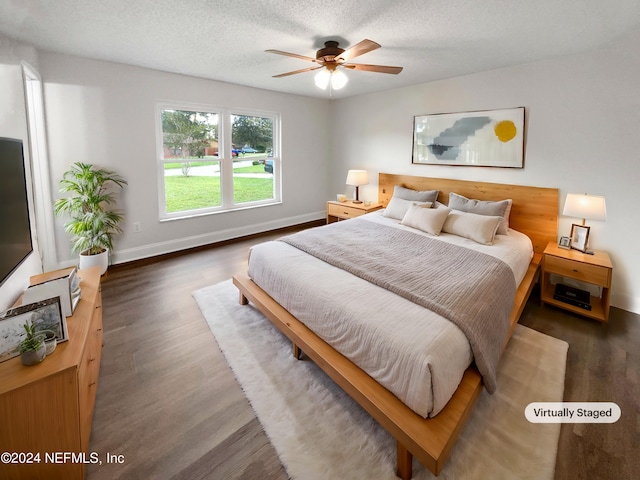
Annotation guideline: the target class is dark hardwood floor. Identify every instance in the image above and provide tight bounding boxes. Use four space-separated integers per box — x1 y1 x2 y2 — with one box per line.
519 296 640 480
86 224 639 480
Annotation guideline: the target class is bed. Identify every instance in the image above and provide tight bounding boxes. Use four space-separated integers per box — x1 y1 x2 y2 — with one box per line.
233 173 558 478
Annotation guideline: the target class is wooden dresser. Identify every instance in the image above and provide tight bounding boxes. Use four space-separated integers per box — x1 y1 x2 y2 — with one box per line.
0 267 103 480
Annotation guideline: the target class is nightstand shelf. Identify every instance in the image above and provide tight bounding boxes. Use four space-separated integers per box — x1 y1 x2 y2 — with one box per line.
541 242 613 322
326 200 383 223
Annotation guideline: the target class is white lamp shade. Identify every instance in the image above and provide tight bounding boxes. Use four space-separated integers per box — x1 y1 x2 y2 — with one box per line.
330 69 348 90
314 69 330 89
345 170 369 186
563 193 607 222
315 68 348 90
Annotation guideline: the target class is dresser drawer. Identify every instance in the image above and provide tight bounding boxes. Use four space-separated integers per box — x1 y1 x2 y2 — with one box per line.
78 342 99 418
78 310 102 451
544 254 610 286
327 203 364 219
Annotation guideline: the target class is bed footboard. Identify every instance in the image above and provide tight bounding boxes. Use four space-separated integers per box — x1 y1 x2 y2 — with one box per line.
233 272 485 477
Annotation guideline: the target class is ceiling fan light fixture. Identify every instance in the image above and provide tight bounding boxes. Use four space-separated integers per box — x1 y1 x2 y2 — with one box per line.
314 68 348 90
268 39 399 90
330 69 348 90
314 68 331 89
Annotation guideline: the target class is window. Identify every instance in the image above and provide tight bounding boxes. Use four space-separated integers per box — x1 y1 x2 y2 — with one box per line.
231 113 275 204
157 104 279 220
23 62 57 270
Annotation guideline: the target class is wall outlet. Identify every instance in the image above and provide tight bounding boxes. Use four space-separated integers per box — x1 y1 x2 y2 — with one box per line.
133 222 142 233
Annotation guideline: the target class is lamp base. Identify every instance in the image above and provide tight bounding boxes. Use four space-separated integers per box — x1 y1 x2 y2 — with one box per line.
352 200 363 204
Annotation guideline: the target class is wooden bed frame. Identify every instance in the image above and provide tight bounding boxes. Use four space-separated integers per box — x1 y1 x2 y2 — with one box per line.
233 174 558 478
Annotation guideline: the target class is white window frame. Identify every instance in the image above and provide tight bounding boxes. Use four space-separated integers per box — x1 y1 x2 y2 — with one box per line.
22 62 57 270
155 102 281 221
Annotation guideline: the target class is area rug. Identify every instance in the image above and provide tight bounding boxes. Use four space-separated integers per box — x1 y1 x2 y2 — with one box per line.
193 280 568 480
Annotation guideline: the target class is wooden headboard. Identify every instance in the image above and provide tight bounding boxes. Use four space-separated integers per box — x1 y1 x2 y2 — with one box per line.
378 173 558 255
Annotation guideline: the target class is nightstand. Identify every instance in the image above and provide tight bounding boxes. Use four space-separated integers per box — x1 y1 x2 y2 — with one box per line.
541 242 613 322
326 200 383 223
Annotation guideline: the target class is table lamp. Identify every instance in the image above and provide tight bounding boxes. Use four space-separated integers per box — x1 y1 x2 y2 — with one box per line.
346 170 368 204
562 193 606 253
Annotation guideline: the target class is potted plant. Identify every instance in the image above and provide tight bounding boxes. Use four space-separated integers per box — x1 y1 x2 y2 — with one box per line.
54 162 127 274
39 329 58 355
19 323 47 366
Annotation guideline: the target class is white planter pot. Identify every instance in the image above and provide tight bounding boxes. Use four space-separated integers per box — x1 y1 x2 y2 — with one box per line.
21 342 46 366
79 249 109 275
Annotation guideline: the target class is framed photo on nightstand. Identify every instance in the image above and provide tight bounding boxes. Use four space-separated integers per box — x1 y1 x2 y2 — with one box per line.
558 236 571 249
570 224 590 252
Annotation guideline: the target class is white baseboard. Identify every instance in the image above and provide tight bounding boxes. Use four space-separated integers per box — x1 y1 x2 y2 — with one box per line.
110 211 325 265
611 292 640 315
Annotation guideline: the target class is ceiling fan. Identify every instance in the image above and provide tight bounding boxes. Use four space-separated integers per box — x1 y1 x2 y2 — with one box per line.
265 39 403 90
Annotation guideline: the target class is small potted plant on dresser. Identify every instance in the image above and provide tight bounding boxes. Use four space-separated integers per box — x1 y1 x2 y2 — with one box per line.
53 162 128 275
40 329 57 355
19 323 47 366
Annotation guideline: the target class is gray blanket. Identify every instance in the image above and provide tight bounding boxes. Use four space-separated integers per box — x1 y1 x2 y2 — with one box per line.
279 219 516 393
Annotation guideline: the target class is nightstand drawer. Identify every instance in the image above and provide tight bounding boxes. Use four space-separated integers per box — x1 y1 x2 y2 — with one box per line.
327 203 363 219
544 255 610 286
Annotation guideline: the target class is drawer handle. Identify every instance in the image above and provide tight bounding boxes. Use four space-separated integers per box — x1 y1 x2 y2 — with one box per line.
88 381 96 387
573 269 579 273
88 357 96 363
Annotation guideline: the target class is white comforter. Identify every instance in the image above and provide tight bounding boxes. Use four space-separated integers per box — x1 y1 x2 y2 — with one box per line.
247 211 533 417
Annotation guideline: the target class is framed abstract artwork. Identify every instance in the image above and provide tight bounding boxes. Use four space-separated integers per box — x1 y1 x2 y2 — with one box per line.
412 107 525 168
0 296 66 363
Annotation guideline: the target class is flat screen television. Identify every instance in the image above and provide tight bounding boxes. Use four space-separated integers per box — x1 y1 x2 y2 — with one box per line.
0 137 34 286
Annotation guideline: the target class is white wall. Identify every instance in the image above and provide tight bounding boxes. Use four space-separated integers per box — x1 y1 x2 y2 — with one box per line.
330 29 640 314
7 32 639 314
0 35 43 310
39 53 330 265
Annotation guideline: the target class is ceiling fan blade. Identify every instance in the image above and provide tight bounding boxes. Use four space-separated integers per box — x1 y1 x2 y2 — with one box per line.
273 66 323 78
265 49 317 63
343 63 403 74
337 39 380 61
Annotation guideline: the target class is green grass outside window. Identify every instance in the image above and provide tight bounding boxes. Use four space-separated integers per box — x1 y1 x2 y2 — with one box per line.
165 176 273 212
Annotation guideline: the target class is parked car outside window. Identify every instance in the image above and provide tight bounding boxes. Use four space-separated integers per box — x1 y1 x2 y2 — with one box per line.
264 159 273 173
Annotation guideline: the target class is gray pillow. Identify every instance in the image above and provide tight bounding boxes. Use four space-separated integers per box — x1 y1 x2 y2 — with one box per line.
393 185 439 204
448 192 512 235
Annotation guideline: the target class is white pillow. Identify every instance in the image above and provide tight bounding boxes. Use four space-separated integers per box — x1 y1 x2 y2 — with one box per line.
383 197 431 220
448 192 512 235
442 210 501 245
401 204 451 235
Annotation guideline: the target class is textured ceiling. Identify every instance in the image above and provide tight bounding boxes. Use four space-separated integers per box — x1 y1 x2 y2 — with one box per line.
1 0 639 99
